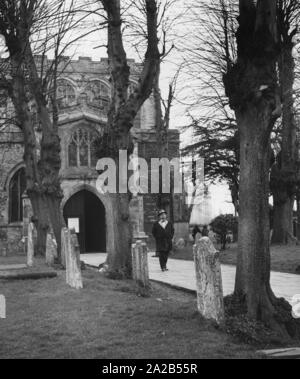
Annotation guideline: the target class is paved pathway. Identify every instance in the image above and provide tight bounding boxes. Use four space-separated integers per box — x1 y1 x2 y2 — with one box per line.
81 253 300 305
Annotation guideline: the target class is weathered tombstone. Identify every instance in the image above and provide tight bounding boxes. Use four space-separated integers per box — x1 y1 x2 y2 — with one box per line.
0 295 5 319
131 240 150 291
69 231 83 289
61 228 68 271
193 236 224 325
62 228 83 289
46 232 57 266
132 242 138 281
60 228 67 268
27 222 34 267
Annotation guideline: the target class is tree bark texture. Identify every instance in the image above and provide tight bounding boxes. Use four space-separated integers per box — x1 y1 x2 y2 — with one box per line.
270 35 299 244
223 0 300 339
1 4 64 259
98 0 160 276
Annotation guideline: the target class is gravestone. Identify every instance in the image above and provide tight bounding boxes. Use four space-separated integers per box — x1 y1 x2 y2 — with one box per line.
46 233 58 266
0 295 5 319
27 222 34 267
193 236 224 325
62 228 83 289
131 240 150 290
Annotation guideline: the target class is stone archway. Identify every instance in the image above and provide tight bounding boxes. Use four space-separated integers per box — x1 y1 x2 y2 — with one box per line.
63 189 106 253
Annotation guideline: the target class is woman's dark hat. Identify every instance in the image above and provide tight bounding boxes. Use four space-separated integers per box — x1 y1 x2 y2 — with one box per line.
158 209 167 217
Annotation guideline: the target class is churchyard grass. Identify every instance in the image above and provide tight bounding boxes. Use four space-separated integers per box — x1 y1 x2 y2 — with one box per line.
0 267 260 359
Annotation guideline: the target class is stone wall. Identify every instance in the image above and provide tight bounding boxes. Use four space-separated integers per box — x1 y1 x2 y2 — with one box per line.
0 128 24 255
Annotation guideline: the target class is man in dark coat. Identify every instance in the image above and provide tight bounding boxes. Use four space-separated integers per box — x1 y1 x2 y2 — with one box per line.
152 210 175 272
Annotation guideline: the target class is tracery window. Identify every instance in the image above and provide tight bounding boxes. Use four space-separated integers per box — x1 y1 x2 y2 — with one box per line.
85 81 110 111
68 128 98 168
57 79 76 108
9 168 26 223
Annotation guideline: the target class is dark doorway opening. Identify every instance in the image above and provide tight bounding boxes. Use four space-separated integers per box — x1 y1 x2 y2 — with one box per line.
63 190 106 253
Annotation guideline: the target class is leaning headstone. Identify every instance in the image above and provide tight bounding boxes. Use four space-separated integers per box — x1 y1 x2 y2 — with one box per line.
69 231 83 289
62 228 83 289
193 236 224 325
61 228 69 272
46 233 57 266
0 295 6 319
131 240 150 291
60 228 67 268
27 222 34 267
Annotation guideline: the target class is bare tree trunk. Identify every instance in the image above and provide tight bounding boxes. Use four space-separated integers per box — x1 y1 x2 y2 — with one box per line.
0 1 78 261
271 40 298 244
25 46 64 261
272 194 294 244
97 0 160 276
30 196 49 256
235 111 272 305
230 182 239 217
45 195 64 259
106 193 132 278
9 56 50 257
234 110 299 339
224 0 300 339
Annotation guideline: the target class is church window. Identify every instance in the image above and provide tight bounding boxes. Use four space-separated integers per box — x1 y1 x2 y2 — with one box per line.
85 81 110 112
57 79 76 108
9 168 26 223
68 128 98 168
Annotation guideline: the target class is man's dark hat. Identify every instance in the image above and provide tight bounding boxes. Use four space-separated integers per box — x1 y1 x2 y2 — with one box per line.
158 209 167 217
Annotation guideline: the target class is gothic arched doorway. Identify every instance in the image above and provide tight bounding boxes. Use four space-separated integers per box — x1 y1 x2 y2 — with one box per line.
63 190 106 253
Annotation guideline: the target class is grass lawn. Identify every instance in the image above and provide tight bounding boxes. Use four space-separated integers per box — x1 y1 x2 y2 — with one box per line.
172 243 300 275
0 267 260 359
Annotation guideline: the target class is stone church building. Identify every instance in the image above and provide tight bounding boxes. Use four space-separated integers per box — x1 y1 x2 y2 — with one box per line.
0 56 188 256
